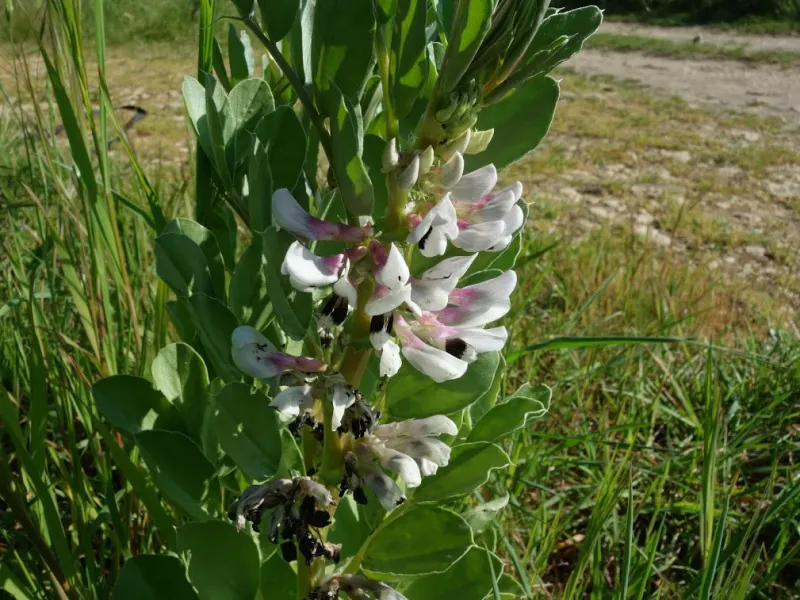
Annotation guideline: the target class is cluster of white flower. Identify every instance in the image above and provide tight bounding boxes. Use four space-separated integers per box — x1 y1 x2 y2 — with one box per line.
228 141 525 583
270 146 522 383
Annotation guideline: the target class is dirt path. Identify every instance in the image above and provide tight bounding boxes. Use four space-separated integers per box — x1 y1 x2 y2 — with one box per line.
602 21 800 53
569 24 800 127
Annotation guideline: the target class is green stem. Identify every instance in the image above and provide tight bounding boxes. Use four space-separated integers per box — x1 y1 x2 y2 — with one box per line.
375 25 398 140
384 176 409 240
242 17 334 163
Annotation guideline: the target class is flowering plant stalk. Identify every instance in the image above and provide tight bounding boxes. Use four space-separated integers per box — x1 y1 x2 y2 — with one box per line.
93 1 601 598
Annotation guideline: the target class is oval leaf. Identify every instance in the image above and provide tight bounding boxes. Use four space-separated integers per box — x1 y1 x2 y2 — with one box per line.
178 521 260 600
414 442 510 503
92 375 184 436
362 506 473 575
386 351 500 419
403 546 503 600
465 75 559 172
135 429 216 520
213 382 282 480
467 384 551 443
112 555 199 600
152 343 210 442
258 0 300 42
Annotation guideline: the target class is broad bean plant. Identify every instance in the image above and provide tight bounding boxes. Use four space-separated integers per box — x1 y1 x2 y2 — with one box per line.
94 1 601 598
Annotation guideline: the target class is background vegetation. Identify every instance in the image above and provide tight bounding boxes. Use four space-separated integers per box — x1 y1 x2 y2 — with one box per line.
1 0 798 599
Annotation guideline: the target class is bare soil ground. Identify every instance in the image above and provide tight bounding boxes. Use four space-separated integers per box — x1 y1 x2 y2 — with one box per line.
603 21 800 53
572 23 800 126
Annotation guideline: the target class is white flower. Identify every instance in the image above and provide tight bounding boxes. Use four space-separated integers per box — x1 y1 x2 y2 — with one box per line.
350 415 457 510
273 188 371 241
368 266 516 383
365 243 417 316
269 384 314 417
280 241 346 291
231 326 326 380
331 382 357 431
406 194 459 257
407 161 525 256
409 254 477 311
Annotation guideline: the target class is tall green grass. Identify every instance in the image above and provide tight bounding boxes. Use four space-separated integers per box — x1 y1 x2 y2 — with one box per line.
1 1 798 599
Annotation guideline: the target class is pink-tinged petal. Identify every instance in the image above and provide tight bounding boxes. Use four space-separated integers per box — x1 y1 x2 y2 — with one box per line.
450 164 497 201
502 202 525 235
435 301 511 328
449 270 517 309
270 385 313 417
273 188 369 241
451 220 506 252
410 254 476 311
281 241 344 291
231 325 326 378
470 183 521 222
365 283 411 316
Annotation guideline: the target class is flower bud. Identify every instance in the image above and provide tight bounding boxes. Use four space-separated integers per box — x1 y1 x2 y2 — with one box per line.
396 155 420 191
465 128 494 155
382 138 399 172
418 146 434 175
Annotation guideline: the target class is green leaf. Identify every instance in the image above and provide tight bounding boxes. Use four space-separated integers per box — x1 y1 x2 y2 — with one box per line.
230 238 272 327
362 134 389 228
362 506 473 575
261 227 312 340
259 551 296 599
392 0 429 119
187 294 241 381
312 0 376 105
112 555 199 600
227 78 275 167
403 546 503 600
151 343 210 443
247 139 273 232
466 75 559 172
213 382 282 481
437 0 493 94
92 375 184 436
178 521 260 600
329 90 374 216
155 234 217 299
464 494 509 533
385 351 500 419
516 6 602 81
228 25 254 85
470 353 504 424
467 384 551 444
204 78 237 194
258 0 300 42
135 430 216 520
255 105 307 194
162 218 227 300
414 442 511 503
